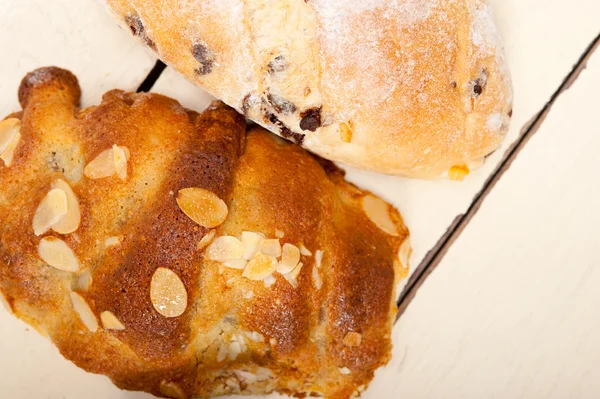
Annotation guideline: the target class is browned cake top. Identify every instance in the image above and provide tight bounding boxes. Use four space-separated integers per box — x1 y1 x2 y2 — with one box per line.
0 67 410 399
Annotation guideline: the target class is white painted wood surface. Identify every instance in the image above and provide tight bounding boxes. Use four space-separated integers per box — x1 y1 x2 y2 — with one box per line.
386 48 600 399
0 0 599 398
0 0 156 114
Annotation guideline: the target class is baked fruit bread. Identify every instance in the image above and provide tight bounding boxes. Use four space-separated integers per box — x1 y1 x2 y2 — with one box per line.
104 0 513 178
0 67 410 399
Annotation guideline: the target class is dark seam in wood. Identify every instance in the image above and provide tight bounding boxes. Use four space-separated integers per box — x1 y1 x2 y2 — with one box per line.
395 32 600 322
136 59 167 93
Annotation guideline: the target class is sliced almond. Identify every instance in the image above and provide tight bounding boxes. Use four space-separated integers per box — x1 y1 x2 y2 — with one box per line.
32 188 68 236
38 236 80 272
217 344 228 362
243 253 277 281
315 250 324 268
283 261 303 288
282 275 297 288
176 187 228 228
150 267 188 318
84 148 115 179
275 229 285 238
277 243 300 274
50 179 81 234
104 236 122 248
235 333 248 350
197 230 216 250
234 370 259 384
159 380 187 399
83 144 130 180
77 271 93 291
343 332 362 347
290 261 303 280
225 377 240 390
244 331 265 342
0 118 21 154
100 310 126 330
312 265 323 289
260 238 281 258
256 367 274 381
263 274 276 288
298 243 312 256
70 291 98 332
228 341 242 361
222 259 247 270
362 195 399 236
112 144 128 181
0 124 21 168
241 231 264 260
398 237 412 268
205 236 244 262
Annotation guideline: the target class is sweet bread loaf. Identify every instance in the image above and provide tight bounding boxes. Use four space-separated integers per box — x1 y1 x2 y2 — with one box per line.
104 0 513 178
0 67 410 399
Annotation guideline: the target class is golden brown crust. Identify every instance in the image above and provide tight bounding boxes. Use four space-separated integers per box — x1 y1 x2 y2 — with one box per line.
85 101 246 362
18 66 82 108
104 0 512 178
0 68 409 399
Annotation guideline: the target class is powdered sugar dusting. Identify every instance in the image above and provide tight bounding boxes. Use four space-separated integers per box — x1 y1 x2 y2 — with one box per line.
471 3 502 56
171 0 256 103
312 0 433 122
471 3 512 104
313 0 431 27
486 112 502 131
105 0 512 176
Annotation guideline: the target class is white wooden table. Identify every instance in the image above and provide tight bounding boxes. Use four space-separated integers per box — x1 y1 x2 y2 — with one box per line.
0 0 599 398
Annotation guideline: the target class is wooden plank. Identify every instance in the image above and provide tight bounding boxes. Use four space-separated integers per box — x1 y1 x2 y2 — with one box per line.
0 0 156 115
150 65 216 112
375 43 600 399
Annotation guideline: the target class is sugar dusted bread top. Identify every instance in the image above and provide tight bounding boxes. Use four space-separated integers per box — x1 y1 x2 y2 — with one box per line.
105 0 512 178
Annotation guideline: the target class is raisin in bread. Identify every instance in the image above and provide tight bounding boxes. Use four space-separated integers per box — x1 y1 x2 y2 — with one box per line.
104 0 513 179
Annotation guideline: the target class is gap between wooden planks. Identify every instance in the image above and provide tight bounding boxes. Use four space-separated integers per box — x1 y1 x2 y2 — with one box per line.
137 60 167 93
395 31 600 321
131 32 600 323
